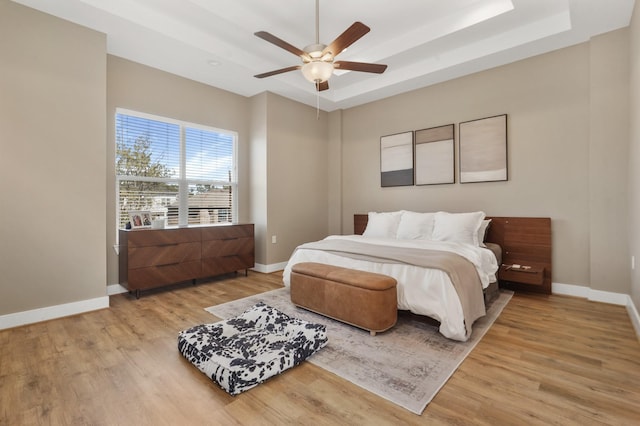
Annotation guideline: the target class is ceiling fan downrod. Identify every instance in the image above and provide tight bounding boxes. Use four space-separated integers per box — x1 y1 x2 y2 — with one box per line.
315 0 320 44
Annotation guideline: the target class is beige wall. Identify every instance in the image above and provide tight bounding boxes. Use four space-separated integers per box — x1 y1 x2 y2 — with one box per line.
337 32 630 292
630 4 640 311
249 93 268 266
0 1 107 314
589 30 630 294
106 56 251 285
264 93 329 266
328 110 343 235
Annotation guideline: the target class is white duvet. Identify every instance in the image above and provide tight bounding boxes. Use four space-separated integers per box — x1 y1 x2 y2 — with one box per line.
282 235 499 341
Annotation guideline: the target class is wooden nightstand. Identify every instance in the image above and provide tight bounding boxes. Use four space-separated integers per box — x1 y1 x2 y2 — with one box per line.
485 217 552 294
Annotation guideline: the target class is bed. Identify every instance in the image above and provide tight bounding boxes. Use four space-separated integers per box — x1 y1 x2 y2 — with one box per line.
282 211 500 341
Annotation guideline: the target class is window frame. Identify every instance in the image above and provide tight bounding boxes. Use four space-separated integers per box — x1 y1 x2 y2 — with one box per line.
114 108 238 235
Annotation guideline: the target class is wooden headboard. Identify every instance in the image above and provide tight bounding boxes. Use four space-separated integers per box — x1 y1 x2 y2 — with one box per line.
353 214 552 294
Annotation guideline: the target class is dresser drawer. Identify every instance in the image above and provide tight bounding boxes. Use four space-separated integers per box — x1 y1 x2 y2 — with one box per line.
202 254 254 277
126 228 201 248
127 260 202 289
202 237 254 258
128 241 201 269
201 224 253 241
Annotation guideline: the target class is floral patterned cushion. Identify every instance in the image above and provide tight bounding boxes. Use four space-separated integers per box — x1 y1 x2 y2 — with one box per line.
178 302 328 395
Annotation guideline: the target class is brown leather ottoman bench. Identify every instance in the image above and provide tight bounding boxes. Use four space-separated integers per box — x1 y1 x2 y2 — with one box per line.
290 262 397 336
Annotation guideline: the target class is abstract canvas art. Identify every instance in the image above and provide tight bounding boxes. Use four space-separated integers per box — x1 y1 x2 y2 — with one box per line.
380 131 414 187
459 114 508 183
414 124 455 185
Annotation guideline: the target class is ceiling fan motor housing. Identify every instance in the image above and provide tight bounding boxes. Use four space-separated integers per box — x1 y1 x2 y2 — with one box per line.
303 43 329 60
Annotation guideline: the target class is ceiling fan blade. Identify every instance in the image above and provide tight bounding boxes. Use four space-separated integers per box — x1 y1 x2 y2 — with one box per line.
334 61 387 74
316 81 329 91
323 22 370 58
254 65 301 79
254 31 308 59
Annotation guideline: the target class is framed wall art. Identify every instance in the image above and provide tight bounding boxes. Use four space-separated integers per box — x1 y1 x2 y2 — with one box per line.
459 114 507 183
414 124 455 185
380 131 414 187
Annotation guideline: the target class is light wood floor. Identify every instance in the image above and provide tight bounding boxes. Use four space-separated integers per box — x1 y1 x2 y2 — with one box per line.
1 272 639 425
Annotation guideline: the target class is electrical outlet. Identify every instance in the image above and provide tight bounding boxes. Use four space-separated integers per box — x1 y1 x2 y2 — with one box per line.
632 255 635 270
272 235 277 244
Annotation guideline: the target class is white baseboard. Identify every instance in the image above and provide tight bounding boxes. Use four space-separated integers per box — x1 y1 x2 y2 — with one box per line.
553 282 629 305
552 282 590 298
107 283 128 295
553 282 640 339
626 298 640 340
0 296 109 331
252 262 287 274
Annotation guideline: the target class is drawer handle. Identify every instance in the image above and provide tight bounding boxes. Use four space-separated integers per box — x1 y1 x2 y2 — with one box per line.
158 262 181 267
158 243 179 247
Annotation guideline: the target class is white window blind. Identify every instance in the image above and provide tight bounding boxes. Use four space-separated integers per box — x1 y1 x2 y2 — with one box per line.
115 109 237 230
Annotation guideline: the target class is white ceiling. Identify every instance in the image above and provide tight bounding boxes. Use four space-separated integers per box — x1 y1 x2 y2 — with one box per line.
12 0 635 111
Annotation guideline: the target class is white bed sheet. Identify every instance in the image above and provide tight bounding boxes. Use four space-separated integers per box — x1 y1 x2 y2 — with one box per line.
282 235 499 341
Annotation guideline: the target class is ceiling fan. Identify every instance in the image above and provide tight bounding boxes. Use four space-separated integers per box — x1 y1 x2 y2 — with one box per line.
253 0 387 91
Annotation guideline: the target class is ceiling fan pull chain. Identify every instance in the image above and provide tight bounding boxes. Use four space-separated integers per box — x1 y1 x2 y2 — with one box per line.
316 82 320 119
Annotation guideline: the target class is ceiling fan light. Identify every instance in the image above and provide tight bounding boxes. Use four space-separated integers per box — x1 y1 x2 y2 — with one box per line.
301 61 333 83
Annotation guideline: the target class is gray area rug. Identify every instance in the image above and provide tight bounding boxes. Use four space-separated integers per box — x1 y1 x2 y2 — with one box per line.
205 287 513 415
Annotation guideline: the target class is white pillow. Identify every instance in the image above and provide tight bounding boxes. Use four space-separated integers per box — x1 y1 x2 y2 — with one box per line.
396 211 436 240
432 211 486 245
477 219 491 247
362 211 403 238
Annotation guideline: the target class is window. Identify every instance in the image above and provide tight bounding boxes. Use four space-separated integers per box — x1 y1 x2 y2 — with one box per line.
115 109 237 230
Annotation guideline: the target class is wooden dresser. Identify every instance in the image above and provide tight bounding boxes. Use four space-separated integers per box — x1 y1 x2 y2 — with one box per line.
119 224 254 297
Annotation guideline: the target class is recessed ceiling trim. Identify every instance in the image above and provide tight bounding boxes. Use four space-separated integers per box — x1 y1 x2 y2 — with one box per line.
329 9 572 103
349 0 514 63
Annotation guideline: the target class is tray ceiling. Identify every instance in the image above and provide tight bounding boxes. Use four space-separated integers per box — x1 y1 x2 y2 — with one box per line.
12 0 635 111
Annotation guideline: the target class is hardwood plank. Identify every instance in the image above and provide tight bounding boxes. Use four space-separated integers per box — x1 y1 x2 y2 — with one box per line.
1 273 639 425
